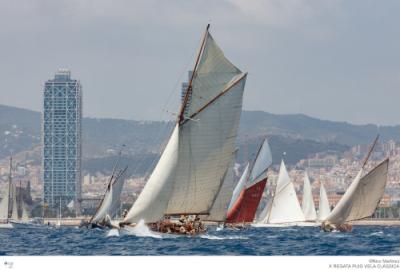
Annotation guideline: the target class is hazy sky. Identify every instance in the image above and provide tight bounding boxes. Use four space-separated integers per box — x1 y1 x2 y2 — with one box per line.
0 0 399 125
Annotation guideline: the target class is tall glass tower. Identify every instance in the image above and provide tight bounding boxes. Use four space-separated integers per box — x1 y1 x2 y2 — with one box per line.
42 69 82 216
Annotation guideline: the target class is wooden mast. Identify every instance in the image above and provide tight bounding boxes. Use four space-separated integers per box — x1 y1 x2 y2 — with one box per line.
361 134 379 169
178 24 210 124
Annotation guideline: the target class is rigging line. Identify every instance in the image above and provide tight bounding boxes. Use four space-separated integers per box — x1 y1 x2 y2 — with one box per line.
128 30 204 180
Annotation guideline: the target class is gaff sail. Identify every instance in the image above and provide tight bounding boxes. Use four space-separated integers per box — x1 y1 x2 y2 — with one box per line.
324 159 389 224
123 25 246 224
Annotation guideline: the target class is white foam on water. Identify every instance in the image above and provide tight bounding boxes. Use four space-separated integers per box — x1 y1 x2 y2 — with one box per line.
107 228 120 237
200 234 248 240
369 231 384 236
121 219 162 239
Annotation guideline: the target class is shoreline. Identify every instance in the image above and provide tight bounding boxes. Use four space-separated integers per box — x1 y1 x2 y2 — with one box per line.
350 219 400 226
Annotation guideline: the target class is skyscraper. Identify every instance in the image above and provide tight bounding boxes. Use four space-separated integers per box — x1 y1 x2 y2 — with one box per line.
42 69 82 216
181 70 193 118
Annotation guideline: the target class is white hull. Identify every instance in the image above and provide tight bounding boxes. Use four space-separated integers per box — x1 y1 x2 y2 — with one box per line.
0 223 13 229
10 220 44 229
252 221 320 228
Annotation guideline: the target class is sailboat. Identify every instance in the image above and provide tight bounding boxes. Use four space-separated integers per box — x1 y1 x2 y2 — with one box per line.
0 158 14 229
83 165 127 229
10 181 32 228
301 171 317 222
225 138 272 224
120 24 247 235
322 135 389 232
255 159 309 227
317 180 330 221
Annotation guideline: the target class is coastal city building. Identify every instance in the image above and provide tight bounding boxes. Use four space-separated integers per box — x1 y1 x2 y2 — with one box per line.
42 69 82 216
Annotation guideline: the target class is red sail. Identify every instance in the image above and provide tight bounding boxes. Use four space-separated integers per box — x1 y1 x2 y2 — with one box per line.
226 178 267 223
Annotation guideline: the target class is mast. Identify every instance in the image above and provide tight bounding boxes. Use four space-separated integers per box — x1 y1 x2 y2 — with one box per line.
178 24 210 124
7 157 12 222
18 180 22 220
362 134 379 169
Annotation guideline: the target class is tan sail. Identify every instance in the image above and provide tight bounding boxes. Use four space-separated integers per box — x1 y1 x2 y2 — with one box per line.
325 159 389 224
124 25 246 224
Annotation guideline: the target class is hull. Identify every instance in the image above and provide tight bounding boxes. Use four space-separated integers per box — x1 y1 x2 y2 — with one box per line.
10 220 44 229
252 221 320 228
0 223 13 229
226 178 267 223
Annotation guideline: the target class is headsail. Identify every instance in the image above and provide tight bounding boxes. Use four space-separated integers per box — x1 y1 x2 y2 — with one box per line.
301 172 317 221
247 138 272 187
262 160 305 224
325 159 389 224
318 181 330 221
227 163 250 212
124 25 246 223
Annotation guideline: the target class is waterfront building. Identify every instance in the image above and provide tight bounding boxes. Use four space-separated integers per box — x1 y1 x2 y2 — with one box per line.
42 69 82 215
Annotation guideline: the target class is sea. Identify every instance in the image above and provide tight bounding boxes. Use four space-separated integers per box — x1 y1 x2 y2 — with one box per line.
0 224 399 256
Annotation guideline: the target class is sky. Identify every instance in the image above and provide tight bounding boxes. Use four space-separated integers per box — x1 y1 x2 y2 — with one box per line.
0 0 399 125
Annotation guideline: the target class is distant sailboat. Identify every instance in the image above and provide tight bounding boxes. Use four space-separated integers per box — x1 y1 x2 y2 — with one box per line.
121 24 246 235
226 138 272 224
317 181 330 221
322 135 388 232
301 172 317 221
0 158 14 229
256 160 307 226
86 164 127 229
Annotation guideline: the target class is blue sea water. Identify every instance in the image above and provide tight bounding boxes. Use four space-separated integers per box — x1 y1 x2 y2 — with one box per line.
0 225 399 256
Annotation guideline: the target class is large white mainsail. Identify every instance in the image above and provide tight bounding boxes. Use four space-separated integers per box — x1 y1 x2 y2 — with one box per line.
325 159 389 224
262 160 305 224
110 173 126 218
124 25 246 224
301 172 317 221
318 181 330 221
